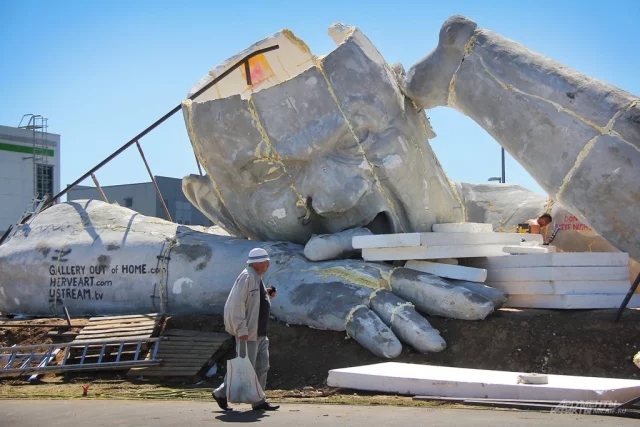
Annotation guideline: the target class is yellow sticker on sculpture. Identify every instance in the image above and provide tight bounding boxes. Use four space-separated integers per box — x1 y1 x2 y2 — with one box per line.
241 54 275 87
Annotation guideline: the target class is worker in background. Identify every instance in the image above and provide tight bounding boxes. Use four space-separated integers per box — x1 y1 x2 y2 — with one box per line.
526 213 553 235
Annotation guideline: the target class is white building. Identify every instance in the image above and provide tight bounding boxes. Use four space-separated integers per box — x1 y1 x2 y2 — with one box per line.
0 123 61 236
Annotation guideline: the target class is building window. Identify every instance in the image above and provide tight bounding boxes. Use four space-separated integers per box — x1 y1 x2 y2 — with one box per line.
124 197 133 207
176 201 192 225
36 164 54 199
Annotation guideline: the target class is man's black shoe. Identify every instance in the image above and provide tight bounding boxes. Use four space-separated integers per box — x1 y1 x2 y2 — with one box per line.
212 392 233 411
253 402 280 411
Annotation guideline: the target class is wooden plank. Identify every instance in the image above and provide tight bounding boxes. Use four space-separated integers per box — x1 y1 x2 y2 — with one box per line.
88 314 160 322
80 321 158 331
155 353 216 359
129 371 201 377
156 359 213 365
158 347 220 358
161 330 230 338
163 335 232 344
158 346 221 353
76 330 156 340
162 337 226 342
157 341 228 348
158 361 209 367
78 327 157 336
132 366 204 372
72 335 152 343
82 318 160 327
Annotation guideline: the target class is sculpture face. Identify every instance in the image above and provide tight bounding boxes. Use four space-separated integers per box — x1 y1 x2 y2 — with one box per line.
183 25 464 244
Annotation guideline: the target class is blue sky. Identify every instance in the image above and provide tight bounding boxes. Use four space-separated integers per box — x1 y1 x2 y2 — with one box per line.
1 0 639 198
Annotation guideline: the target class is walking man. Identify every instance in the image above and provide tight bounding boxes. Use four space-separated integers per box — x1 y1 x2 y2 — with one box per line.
212 248 280 412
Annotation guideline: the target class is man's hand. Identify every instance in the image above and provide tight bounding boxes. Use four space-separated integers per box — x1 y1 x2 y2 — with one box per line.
238 335 249 342
267 287 277 299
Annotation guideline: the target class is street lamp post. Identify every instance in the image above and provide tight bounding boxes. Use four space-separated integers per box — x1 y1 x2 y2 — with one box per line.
501 147 506 184
488 147 506 183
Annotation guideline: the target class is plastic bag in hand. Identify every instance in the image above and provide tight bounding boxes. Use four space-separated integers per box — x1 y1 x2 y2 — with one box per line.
226 341 265 404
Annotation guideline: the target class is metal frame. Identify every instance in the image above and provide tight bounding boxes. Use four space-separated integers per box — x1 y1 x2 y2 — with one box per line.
136 141 172 222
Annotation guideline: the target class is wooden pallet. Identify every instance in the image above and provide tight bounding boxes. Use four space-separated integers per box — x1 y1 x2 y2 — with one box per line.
69 314 163 361
128 329 232 378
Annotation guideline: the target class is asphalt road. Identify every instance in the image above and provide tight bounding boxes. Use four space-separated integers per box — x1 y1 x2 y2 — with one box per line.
1 400 635 426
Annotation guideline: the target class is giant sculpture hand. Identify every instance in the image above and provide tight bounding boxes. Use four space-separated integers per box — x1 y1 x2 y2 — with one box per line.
405 16 639 262
0 201 507 358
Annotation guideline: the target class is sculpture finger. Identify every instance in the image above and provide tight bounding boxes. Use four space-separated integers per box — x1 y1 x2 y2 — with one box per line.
448 279 508 309
369 289 446 353
390 268 496 320
345 305 402 358
303 228 372 261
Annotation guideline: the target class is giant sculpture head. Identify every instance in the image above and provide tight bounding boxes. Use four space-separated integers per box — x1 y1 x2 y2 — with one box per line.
182 24 464 244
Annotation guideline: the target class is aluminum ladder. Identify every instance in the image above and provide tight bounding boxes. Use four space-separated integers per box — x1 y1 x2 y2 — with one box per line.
0 337 165 378
1 195 49 245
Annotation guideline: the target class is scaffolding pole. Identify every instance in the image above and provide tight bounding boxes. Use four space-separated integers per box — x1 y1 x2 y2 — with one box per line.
90 174 109 203
135 141 172 222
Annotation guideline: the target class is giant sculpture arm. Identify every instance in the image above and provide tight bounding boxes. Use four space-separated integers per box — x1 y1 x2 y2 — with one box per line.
405 15 640 262
0 201 506 358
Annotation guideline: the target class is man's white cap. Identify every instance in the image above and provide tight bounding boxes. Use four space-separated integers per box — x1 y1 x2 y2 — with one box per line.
247 248 270 264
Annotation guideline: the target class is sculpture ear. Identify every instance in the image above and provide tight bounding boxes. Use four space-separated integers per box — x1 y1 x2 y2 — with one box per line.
182 174 245 237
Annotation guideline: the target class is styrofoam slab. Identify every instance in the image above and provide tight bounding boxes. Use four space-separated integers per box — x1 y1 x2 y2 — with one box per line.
419 232 542 246
406 260 487 282
362 245 508 261
327 362 640 402
504 245 555 254
504 294 640 309
432 223 493 233
353 232 541 249
352 233 421 249
465 252 630 269
485 280 632 295
486 266 630 282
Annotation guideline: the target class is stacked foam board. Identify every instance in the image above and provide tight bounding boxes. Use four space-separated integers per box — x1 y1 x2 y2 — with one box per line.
353 223 544 262
465 252 636 309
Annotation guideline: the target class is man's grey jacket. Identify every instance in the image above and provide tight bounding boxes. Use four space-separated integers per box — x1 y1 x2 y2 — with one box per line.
223 266 266 341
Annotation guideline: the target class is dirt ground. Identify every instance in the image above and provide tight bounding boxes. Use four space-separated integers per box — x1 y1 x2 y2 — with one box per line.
1 308 639 400
266 308 640 388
